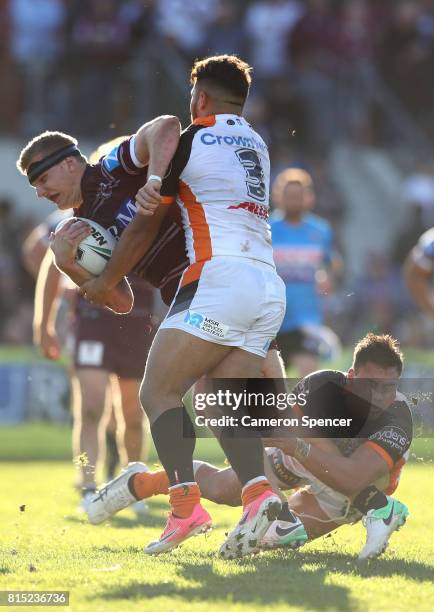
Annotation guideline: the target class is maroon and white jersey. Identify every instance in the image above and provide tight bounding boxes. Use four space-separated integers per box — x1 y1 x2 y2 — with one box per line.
75 136 188 304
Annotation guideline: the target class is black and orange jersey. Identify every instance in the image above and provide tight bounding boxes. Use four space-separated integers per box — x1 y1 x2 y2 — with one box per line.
292 369 413 494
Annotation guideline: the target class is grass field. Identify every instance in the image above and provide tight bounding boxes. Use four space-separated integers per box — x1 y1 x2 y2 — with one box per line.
0 428 433 611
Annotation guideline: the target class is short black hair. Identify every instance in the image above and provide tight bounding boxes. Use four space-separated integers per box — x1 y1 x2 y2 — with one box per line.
353 333 404 375
191 54 252 103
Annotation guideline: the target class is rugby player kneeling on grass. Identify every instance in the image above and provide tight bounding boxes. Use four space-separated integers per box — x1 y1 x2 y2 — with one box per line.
87 333 410 561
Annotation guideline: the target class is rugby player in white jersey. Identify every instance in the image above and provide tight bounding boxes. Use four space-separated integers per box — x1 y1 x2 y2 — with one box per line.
80 55 286 557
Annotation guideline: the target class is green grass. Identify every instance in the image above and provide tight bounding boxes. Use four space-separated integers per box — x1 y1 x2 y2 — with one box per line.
0 459 433 610
0 422 226 464
0 422 433 464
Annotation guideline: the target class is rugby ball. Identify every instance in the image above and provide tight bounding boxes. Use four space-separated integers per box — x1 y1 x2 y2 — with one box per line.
54 217 116 275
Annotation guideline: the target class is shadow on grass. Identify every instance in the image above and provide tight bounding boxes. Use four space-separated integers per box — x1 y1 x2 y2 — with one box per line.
93 549 434 611
63 500 170 529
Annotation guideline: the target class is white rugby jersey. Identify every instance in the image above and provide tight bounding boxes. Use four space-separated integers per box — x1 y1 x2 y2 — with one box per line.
161 114 274 269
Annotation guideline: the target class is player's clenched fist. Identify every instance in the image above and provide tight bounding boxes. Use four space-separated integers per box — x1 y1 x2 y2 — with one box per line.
136 177 162 216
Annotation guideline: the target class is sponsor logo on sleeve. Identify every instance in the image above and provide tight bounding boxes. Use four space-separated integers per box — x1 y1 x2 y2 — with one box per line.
184 311 229 339
369 426 409 454
102 146 121 171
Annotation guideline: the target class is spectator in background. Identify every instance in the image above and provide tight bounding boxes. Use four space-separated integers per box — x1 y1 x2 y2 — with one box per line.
0 198 35 343
205 0 246 57
288 0 339 151
401 162 434 228
244 0 304 82
378 0 434 122
271 168 342 376
391 162 434 266
289 0 381 150
332 0 377 141
306 157 346 238
351 251 410 339
0 0 20 134
155 0 220 61
289 0 336 72
8 0 66 133
244 95 273 147
66 0 148 137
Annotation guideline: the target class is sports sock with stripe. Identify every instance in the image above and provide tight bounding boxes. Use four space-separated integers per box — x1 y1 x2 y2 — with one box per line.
169 483 201 518
241 480 271 509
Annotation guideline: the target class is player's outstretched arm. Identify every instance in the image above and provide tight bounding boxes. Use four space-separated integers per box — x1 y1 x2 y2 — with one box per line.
33 248 62 359
52 219 133 314
404 255 434 316
22 224 50 280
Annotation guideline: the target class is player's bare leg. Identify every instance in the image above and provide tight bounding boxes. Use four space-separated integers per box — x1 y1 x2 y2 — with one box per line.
206 349 283 558
114 377 146 463
71 368 109 507
87 347 282 529
139 328 231 553
193 453 286 506
140 329 280 555
287 489 339 539
104 405 120 481
177 463 330 545
114 376 149 516
193 463 242 506
261 348 286 378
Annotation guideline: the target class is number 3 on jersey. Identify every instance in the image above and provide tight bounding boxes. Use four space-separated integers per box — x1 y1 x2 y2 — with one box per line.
235 148 266 202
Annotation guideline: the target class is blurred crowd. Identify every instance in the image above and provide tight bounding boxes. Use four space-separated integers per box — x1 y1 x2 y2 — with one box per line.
2 1 434 147
2 0 434 348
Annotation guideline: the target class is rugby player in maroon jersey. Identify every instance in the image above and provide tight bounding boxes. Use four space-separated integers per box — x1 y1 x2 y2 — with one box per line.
25 211 156 510
16 116 183 310
20 134 172 511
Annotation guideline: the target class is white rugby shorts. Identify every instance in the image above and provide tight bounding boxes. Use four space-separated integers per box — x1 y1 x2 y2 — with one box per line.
266 448 362 525
160 256 286 357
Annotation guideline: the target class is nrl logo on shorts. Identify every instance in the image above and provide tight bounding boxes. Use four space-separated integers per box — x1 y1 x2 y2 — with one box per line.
184 311 204 328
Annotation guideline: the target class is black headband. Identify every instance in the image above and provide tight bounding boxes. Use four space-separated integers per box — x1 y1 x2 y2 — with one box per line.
27 144 81 184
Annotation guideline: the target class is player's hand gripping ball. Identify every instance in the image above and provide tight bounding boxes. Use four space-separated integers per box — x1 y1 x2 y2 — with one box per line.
54 217 116 275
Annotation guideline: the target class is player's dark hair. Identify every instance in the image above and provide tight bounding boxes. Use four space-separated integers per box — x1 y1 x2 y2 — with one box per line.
190 55 252 103
17 131 85 175
353 333 404 374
